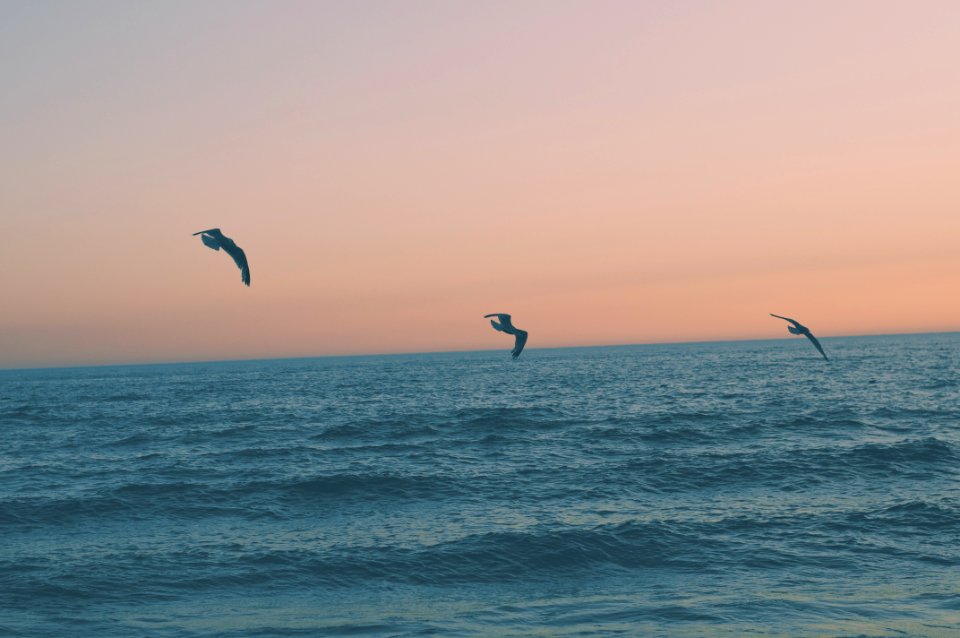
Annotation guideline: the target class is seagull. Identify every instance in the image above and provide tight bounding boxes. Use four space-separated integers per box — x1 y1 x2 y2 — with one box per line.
193 228 250 286
484 313 528 359
770 314 827 360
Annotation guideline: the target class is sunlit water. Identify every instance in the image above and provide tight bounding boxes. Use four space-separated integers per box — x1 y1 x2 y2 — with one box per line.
2 334 959 637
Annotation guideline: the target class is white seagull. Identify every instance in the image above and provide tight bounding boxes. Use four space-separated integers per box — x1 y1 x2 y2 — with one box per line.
193 228 250 286
484 313 528 359
770 313 828 360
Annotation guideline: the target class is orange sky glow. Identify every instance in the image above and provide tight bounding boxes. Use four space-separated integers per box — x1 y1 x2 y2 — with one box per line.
2 1 959 367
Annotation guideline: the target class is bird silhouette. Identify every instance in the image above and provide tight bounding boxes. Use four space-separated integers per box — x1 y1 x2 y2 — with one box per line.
770 314 827 360
193 228 250 286
484 313 528 359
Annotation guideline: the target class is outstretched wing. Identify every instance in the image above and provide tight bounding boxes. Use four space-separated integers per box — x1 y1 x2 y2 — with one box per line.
769 313 802 329
220 244 251 287
804 332 828 360
511 330 528 359
484 313 514 330
232 248 250 287
200 234 221 251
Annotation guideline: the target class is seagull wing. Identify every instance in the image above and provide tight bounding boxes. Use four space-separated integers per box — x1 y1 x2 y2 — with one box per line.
484 313 515 330
804 332 828 360
511 330 528 359
221 244 251 287
200 234 221 251
770 313 803 329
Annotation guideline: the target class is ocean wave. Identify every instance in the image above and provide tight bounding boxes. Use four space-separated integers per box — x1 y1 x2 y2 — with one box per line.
0 472 470 527
587 412 727 444
6 509 956 609
868 406 959 421
314 419 441 441
611 437 957 492
454 407 575 431
279 473 464 502
919 378 958 390
843 500 960 534
74 393 151 403
0 404 47 423
843 437 956 467
106 433 157 447
0 493 141 527
777 414 870 432
90 520 731 590
330 521 723 585
178 424 261 443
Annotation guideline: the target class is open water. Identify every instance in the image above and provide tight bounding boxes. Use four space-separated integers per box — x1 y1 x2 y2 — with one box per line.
1 334 959 637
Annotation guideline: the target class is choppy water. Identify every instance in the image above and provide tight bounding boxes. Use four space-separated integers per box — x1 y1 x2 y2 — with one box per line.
1 334 959 637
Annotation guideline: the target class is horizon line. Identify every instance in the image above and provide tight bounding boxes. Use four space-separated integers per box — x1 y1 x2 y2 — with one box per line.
2 328 957 373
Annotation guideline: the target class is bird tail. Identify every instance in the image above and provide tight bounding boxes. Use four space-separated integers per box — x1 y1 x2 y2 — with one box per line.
788 326 801 335
490 320 504 332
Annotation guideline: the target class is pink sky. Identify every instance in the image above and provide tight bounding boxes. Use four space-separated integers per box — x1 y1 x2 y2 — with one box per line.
2 1 959 368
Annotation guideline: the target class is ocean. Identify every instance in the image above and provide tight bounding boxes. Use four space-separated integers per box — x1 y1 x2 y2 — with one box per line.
1 333 958 637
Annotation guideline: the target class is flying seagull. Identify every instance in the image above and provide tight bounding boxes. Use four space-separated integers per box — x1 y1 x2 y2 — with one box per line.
485 313 528 359
193 228 250 286
770 314 827 360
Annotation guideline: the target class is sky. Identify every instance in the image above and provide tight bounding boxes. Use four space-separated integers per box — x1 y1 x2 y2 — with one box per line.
2 0 959 368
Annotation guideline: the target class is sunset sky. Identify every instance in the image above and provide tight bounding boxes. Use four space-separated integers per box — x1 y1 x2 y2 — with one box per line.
2 0 959 368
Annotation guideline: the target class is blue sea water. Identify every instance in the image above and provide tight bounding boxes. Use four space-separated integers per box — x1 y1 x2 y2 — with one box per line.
1 334 959 637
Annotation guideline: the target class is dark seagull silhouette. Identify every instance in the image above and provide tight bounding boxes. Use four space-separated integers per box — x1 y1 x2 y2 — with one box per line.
193 228 250 286
770 314 827 360
484 313 528 359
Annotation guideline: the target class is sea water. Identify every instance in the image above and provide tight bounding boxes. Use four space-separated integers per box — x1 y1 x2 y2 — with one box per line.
1 334 958 637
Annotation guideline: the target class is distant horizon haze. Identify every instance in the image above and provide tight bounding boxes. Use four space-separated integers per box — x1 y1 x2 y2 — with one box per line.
2 329 957 372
